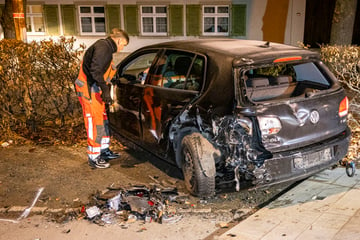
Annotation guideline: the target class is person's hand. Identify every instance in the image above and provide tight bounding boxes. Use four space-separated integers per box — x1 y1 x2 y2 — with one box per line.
101 92 113 104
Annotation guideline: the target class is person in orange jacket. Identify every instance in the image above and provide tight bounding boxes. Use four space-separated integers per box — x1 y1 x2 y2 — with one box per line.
75 28 129 169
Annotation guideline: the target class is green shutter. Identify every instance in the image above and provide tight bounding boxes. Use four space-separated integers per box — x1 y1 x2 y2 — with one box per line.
106 5 121 34
186 5 201 36
61 5 77 36
169 5 183 36
124 5 138 35
232 5 246 37
44 5 59 35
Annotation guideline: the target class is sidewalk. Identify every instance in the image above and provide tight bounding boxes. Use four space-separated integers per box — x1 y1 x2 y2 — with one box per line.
218 167 360 240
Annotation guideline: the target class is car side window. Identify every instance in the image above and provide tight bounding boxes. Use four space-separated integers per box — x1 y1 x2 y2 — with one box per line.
120 52 158 84
147 50 204 91
187 55 204 91
147 54 171 86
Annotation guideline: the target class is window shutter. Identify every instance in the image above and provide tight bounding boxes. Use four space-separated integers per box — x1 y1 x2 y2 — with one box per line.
0 5 4 16
186 5 201 36
61 5 77 36
106 5 121 34
231 5 247 37
124 5 138 35
169 5 183 36
44 5 59 35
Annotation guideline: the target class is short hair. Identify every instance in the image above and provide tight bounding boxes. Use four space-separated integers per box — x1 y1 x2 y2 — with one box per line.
110 28 129 44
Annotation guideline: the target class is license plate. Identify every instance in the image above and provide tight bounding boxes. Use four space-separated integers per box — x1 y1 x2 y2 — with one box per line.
294 148 332 169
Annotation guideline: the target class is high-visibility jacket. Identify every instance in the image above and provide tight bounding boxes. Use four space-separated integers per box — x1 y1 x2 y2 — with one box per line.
75 37 117 160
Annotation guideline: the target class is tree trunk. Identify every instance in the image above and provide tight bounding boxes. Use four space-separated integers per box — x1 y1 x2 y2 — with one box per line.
330 0 358 45
0 0 16 39
12 0 27 41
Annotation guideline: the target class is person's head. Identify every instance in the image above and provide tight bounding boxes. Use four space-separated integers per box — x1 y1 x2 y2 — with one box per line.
110 28 129 53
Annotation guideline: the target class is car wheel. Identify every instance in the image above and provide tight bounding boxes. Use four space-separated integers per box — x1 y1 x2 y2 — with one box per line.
181 133 216 197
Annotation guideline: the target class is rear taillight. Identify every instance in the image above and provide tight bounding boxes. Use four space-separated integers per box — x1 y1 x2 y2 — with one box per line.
258 116 282 135
339 96 349 117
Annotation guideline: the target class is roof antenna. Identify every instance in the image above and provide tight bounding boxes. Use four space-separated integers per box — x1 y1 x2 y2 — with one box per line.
260 41 270 48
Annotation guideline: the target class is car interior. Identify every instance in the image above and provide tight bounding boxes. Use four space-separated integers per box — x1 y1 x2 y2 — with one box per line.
149 53 204 91
245 62 331 102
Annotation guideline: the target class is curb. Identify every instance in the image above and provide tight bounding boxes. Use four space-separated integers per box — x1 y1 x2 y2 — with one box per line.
0 206 81 215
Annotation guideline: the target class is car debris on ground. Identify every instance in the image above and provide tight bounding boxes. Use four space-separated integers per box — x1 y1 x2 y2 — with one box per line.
84 185 185 226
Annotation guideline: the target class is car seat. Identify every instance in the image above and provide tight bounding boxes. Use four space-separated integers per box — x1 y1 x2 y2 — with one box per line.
174 56 192 76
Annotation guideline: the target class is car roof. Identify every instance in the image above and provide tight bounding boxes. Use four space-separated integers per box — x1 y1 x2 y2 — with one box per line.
141 38 319 66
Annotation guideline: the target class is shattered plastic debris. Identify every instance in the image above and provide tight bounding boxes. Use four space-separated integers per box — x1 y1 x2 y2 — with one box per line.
126 214 137 223
101 213 116 224
86 206 101 219
108 193 122 211
161 214 183 224
85 185 184 225
218 222 229 228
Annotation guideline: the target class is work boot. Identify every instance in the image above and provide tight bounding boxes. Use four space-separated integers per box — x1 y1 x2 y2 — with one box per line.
88 156 110 169
100 148 120 160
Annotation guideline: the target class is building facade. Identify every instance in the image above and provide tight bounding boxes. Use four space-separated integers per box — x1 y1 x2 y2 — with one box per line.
0 0 306 52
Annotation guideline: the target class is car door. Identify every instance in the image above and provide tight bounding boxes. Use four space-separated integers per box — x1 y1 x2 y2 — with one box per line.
108 50 159 141
141 50 205 158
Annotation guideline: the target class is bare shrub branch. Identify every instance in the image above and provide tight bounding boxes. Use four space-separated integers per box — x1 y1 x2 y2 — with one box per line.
321 45 360 160
0 37 85 144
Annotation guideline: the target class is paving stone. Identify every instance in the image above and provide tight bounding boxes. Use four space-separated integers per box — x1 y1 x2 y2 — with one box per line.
326 189 360 216
333 209 360 240
261 221 309 240
310 169 343 183
332 171 360 187
219 212 281 239
311 212 351 230
219 168 360 240
296 226 339 240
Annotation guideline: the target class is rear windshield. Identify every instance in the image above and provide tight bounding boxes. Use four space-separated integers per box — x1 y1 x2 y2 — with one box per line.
242 61 332 102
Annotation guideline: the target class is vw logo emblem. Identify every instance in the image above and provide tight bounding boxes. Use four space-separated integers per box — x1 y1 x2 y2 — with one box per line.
310 110 320 124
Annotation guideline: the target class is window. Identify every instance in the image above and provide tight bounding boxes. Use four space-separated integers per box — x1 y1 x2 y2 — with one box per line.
148 50 204 91
26 5 45 34
203 6 229 36
79 6 105 35
141 6 167 36
243 62 331 102
121 52 158 84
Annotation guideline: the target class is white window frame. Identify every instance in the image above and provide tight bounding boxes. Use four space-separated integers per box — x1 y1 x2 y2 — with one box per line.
78 5 106 36
140 5 168 36
202 5 229 36
26 5 45 35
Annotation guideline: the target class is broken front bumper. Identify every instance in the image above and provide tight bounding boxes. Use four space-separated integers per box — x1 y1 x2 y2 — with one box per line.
255 127 351 187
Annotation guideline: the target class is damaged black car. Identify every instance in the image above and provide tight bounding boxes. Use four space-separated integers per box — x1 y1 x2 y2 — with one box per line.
108 39 350 197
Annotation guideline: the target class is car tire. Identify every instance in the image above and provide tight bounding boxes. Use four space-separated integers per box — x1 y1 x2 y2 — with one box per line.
181 133 216 197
